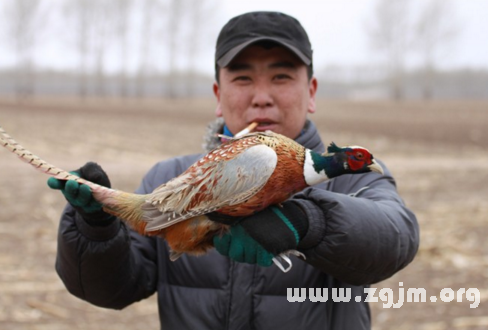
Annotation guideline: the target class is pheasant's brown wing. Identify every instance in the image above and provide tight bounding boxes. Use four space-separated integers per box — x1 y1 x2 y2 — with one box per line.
142 143 278 232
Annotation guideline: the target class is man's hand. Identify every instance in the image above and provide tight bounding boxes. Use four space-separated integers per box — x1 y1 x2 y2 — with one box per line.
213 225 276 266
47 162 115 226
211 201 308 266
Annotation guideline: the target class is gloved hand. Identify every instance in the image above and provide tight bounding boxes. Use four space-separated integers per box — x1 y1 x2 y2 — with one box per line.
210 201 308 267
47 162 115 226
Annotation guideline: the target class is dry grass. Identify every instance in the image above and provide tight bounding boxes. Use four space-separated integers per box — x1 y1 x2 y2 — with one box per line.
0 97 487 329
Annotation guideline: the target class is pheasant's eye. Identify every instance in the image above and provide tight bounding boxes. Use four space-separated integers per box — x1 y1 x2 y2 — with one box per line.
355 151 364 160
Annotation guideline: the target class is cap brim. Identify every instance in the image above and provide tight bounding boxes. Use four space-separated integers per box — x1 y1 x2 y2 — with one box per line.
217 37 311 67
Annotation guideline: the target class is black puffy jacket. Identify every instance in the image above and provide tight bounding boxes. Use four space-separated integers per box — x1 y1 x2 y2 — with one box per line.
55 120 419 330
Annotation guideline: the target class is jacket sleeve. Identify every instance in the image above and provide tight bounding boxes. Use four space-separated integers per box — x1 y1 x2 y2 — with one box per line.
293 160 419 286
55 208 158 309
55 158 189 309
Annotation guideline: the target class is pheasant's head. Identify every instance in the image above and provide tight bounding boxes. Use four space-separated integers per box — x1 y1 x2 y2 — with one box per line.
303 142 383 186
325 142 383 176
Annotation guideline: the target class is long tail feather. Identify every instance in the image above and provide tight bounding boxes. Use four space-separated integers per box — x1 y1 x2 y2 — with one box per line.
1 126 93 186
0 125 149 232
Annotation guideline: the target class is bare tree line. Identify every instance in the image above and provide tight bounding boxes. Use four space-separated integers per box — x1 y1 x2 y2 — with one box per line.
1 0 50 98
0 0 463 101
367 0 460 100
0 0 219 100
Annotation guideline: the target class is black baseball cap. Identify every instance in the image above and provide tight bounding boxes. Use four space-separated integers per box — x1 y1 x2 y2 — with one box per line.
215 11 313 68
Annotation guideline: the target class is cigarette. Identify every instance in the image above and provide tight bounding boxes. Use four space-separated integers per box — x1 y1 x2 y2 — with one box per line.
235 122 258 138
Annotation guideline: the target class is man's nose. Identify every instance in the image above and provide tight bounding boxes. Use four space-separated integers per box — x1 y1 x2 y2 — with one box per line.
251 87 273 108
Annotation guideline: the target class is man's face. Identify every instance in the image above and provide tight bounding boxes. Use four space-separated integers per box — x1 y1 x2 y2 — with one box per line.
213 45 317 139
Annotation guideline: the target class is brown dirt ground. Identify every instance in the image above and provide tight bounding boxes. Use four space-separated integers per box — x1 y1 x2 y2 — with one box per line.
0 97 487 329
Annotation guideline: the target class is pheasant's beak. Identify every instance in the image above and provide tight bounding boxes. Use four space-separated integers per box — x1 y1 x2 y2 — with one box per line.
368 159 384 175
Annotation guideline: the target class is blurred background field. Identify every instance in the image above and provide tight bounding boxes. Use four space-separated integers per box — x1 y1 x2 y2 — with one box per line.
0 97 487 330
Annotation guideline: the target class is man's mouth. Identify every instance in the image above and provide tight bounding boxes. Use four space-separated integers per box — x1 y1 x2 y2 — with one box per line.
254 121 276 131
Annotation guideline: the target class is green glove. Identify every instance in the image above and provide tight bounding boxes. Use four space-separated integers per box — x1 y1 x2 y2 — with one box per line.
48 174 103 213
211 201 308 267
47 162 114 226
213 226 275 266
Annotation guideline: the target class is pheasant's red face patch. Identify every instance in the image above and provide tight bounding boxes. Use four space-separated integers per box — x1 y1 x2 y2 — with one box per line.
345 148 373 171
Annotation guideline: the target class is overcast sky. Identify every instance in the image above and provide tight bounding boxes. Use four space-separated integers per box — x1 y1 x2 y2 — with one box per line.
220 0 488 71
1 0 486 74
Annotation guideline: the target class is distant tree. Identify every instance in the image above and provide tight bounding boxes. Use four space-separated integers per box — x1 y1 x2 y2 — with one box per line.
111 0 133 97
153 0 220 98
1 0 49 99
92 0 115 98
367 0 411 100
135 0 160 99
166 0 185 98
414 0 459 100
185 0 219 97
63 0 100 99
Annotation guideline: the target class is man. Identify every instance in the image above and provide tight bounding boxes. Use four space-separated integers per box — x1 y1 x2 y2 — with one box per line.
51 11 419 330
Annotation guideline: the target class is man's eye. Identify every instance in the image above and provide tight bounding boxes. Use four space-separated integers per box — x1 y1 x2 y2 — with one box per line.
233 76 251 82
274 74 291 80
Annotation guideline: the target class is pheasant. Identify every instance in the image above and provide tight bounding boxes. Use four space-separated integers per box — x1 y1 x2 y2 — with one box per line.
0 124 383 265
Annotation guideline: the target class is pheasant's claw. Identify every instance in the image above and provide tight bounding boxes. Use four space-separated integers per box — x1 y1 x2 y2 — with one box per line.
287 249 306 259
272 250 306 273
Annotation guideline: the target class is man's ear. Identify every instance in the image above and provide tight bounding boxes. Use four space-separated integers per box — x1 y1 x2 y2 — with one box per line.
213 82 223 117
308 77 318 114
